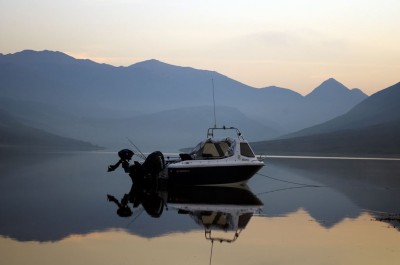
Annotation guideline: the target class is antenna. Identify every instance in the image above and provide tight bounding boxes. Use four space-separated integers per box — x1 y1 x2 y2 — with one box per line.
209 240 214 265
212 78 217 128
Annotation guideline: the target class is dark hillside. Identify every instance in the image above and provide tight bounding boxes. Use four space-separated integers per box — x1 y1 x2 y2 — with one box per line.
253 120 400 157
0 109 101 151
253 82 400 157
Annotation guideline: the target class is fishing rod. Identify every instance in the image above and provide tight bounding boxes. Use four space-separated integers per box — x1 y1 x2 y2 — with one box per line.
127 137 147 160
127 207 145 228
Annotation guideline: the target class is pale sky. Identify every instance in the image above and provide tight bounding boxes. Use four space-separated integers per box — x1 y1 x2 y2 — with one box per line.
1 0 399 95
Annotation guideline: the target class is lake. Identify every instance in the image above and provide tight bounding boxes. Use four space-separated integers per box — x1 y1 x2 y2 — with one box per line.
1 151 400 265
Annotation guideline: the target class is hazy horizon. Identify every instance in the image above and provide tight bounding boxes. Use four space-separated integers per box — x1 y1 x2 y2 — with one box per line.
1 0 399 96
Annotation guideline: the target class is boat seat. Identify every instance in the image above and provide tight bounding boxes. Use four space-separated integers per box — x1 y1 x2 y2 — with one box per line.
179 153 193 161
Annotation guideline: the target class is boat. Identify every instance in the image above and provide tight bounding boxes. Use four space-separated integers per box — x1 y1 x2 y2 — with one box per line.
107 126 264 186
166 126 264 186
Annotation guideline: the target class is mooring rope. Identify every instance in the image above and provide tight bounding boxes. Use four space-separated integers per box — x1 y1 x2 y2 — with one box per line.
256 172 324 187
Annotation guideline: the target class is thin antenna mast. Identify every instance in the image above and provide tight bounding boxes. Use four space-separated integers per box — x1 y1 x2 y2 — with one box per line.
212 78 217 128
209 240 214 265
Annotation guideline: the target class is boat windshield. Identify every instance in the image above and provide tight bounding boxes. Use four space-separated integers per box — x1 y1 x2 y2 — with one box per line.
240 142 256 158
190 138 235 159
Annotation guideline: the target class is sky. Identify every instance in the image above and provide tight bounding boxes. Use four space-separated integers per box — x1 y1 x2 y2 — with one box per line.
1 0 399 95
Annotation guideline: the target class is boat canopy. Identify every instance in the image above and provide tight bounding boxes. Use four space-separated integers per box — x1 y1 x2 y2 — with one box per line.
190 137 236 159
177 127 257 161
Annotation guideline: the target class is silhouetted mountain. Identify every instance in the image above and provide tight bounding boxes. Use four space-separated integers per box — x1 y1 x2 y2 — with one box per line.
253 121 400 156
306 78 360 101
286 81 400 137
0 97 278 151
252 82 400 157
0 50 369 149
302 78 368 128
79 106 279 151
0 108 101 151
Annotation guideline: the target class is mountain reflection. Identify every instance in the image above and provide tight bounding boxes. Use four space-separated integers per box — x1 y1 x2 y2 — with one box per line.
371 212 400 231
107 180 263 243
252 158 400 229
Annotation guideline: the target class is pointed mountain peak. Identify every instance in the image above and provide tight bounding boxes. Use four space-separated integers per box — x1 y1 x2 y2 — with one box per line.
316 77 348 92
350 88 367 97
323 77 342 84
129 59 175 68
306 78 351 99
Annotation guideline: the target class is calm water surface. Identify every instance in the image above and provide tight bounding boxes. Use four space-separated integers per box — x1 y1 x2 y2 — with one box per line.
1 151 400 265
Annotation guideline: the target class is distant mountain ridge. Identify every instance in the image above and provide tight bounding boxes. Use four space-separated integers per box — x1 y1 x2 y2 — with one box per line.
253 82 400 157
306 78 363 100
285 81 400 138
0 108 101 151
0 50 370 151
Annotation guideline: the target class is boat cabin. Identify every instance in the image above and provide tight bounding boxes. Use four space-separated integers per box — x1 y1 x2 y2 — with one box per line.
185 137 256 160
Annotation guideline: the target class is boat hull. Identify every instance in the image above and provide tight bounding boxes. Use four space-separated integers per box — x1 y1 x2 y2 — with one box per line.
167 163 263 186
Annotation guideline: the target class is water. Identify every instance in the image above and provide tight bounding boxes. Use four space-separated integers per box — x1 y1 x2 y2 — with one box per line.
1 151 400 265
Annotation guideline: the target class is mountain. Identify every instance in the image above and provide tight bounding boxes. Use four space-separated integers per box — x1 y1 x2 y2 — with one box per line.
0 108 101 151
0 50 369 149
285 81 400 138
301 78 368 128
75 106 279 151
305 78 367 121
0 50 254 115
0 96 278 151
306 78 365 101
252 121 400 156
252 82 400 157
0 50 367 120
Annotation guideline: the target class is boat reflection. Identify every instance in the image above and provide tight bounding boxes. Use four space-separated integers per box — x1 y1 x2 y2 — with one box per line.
107 179 164 218
107 180 263 243
165 185 263 243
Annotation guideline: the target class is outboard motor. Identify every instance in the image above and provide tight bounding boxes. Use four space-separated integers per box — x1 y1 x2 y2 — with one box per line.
107 149 166 219
107 149 134 172
142 151 165 175
108 149 165 182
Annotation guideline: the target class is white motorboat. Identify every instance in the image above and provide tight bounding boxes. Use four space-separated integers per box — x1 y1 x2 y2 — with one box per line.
167 126 264 186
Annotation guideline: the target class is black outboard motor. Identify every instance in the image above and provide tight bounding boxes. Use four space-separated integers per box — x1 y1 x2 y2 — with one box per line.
142 151 165 176
108 149 165 182
107 149 134 172
130 151 165 184
118 149 135 160
107 150 166 219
